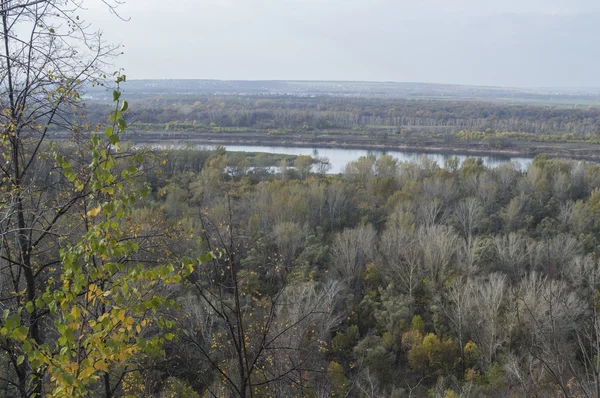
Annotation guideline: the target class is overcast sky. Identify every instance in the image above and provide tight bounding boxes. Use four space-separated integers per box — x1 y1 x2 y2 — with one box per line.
86 0 600 87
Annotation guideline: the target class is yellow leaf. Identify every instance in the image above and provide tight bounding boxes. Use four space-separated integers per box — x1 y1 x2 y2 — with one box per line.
86 207 101 218
80 366 95 379
94 361 109 372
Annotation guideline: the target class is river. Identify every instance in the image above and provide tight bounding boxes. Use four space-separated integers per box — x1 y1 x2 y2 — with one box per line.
219 145 533 173
142 142 535 173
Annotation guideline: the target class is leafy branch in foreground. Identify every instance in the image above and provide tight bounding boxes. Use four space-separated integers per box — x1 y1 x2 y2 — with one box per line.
1 81 207 397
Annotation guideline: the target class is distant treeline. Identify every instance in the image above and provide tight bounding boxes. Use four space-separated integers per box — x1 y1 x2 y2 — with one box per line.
84 96 600 138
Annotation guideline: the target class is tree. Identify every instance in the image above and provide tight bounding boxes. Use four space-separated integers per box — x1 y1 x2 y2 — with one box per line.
378 223 422 297
181 157 345 397
567 255 600 397
509 272 584 396
273 221 306 265
470 273 506 370
183 254 343 396
0 1 130 396
531 234 581 277
442 276 474 373
416 199 446 228
314 156 332 175
294 155 313 180
417 225 460 287
0 77 195 397
454 198 483 249
326 180 347 229
343 155 376 186
493 233 528 277
331 225 376 289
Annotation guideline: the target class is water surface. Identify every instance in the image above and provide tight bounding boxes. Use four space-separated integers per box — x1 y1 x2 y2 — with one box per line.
143 142 535 173
221 145 533 173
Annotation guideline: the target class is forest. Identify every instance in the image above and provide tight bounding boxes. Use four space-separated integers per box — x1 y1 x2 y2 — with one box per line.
3 0 600 397
91 96 600 141
133 147 600 398
9 112 600 396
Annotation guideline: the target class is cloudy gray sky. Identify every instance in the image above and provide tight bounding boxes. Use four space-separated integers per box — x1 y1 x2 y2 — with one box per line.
87 0 600 87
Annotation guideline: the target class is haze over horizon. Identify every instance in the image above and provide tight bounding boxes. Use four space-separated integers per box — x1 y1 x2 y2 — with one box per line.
87 0 600 88
122 78 600 91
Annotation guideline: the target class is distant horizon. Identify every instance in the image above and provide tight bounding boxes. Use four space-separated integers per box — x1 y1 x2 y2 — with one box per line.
123 78 600 91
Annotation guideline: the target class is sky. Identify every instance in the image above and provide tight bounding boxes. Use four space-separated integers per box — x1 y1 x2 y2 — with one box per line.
85 0 600 87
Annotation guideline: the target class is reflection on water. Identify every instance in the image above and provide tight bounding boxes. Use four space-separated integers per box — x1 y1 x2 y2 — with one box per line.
144 142 535 174
221 145 533 173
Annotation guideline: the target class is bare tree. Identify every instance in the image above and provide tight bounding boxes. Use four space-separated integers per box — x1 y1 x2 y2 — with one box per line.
418 225 460 287
567 256 600 397
315 156 332 175
442 276 475 373
182 274 344 397
356 369 390 398
416 199 445 228
532 234 581 277
557 201 574 231
454 198 484 271
470 273 506 370
509 272 584 397
331 225 376 289
494 233 529 277
455 199 483 242
378 225 422 297
422 177 458 206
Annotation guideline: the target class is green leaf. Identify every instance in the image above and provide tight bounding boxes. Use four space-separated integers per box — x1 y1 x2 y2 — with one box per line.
118 118 127 132
120 100 128 112
6 313 20 330
198 252 213 263
16 355 24 366
13 326 28 341
113 90 121 102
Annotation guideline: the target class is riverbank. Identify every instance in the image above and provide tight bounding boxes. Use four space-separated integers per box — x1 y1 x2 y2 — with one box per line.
124 130 600 162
